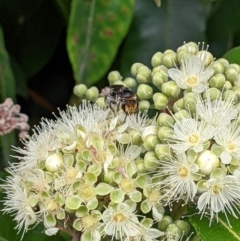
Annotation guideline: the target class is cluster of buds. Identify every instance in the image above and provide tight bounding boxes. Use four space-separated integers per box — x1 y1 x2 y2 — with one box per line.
0 98 29 138
3 41 240 241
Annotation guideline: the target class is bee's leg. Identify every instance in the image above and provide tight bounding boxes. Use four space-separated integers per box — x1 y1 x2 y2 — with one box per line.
123 113 128 123
109 102 116 115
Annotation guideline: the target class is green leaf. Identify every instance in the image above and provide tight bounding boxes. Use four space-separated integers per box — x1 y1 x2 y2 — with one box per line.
223 46 240 65
67 0 134 86
120 0 208 77
0 25 16 100
188 207 240 241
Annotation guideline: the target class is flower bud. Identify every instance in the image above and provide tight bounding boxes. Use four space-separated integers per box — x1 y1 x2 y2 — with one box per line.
131 63 144 76
225 65 238 84
111 80 126 86
136 66 152 83
135 158 146 173
173 98 184 112
174 220 190 234
177 42 198 54
223 80 232 90
152 65 168 75
223 90 238 103
85 87 99 101
162 52 177 68
130 130 143 146
209 73 226 89
138 100 151 112
173 110 190 122
218 58 229 69
161 81 181 98
153 93 168 110
166 224 181 241
177 50 189 63
152 72 166 90
144 151 159 171
108 71 122 84
158 216 173 231
143 134 161 151
142 126 159 140
73 84 87 98
232 86 240 100
123 77 137 88
158 126 174 143
196 150 219 175
137 84 153 100
202 88 221 102
183 92 197 113
45 153 64 172
151 52 163 67
197 50 213 66
157 113 174 127
211 61 225 74
155 144 172 160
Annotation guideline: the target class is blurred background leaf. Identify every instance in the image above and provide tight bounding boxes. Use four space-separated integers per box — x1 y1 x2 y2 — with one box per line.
67 0 134 86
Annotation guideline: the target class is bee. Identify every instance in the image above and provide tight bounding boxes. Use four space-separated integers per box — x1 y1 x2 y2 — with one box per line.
105 85 138 121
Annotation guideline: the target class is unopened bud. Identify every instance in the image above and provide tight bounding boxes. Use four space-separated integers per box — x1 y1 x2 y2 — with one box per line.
223 90 238 103
173 109 190 122
123 77 137 88
138 100 151 112
155 144 172 160
136 66 152 83
158 216 173 231
153 93 168 110
137 84 153 100
85 86 99 101
45 153 64 172
197 50 213 66
162 52 177 68
144 151 159 171
157 113 174 127
73 84 87 98
131 63 144 76
108 71 122 84
209 73 226 89
143 134 160 151
211 61 225 74
225 65 238 83
202 88 221 101
174 220 190 235
177 42 198 54
166 224 181 241
161 81 181 98
173 98 184 112
158 126 174 143
151 52 164 67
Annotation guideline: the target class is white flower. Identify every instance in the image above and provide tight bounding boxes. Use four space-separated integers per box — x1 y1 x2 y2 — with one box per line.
197 168 240 226
101 203 143 241
196 93 238 128
168 117 215 153
1 170 41 239
154 153 200 205
214 122 240 164
168 55 214 93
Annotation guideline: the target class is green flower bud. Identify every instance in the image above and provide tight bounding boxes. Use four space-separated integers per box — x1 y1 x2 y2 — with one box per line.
161 81 181 98
155 144 171 160
138 100 151 112
123 77 137 88
143 134 160 151
151 52 164 67
73 84 87 98
45 153 63 172
196 150 219 175
111 80 126 86
230 63 240 72
218 58 229 69
211 61 225 74
183 92 197 113
197 50 213 66
173 109 190 122
153 93 168 110
144 151 159 171
223 90 238 103
209 73 226 89
152 72 166 90
135 158 146 173
166 224 181 241
232 86 240 100
158 126 174 143
202 88 221 102
130 130 143 146
174 220 190 234
177 42 198 54
157 113 174 127
131 63 144 76
108 71 122 84
224 80 232 89
162 52 177 68
158 216 173 231
225 65 238 83
136 66 152 83
152 65 168 75
173 98 184 112
177 50 189 63
142 126 159 140
137 84 153 100
85 87 99 101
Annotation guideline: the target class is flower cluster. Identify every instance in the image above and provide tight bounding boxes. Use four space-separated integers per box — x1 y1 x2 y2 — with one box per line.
0 98 29 138
3 41 240 241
